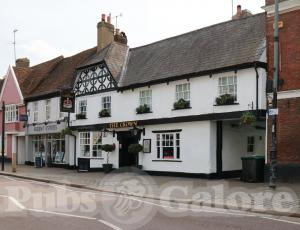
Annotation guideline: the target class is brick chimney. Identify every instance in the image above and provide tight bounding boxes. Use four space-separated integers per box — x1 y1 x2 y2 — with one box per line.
232 5 253 20
15 58 30 68
97 14 115 52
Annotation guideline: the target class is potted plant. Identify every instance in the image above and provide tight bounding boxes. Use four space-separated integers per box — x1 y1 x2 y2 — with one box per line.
136 104 151 114
61 127 72 136
215 94 235 105
76 113 86 119
240 111 257 126
128 144 144 168
173 98 190 110
99 109 111 118
101 144 116 173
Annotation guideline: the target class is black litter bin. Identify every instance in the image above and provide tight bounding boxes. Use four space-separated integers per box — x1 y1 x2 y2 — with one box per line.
35 156 43 168
241 155 265 182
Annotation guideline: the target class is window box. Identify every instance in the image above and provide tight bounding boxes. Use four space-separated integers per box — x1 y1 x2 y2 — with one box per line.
215 94 236 106
99 109 111 118
173 99 190 110
76 113 86 120
136 104 151 114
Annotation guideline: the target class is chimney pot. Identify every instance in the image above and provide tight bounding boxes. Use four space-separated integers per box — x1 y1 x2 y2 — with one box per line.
237 5 242 15
101 14 106 22
107 15 111 24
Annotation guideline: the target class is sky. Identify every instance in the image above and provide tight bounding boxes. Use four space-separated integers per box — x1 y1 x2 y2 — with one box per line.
0 0 265 75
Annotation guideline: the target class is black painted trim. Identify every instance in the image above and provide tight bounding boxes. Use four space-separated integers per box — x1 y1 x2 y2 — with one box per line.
75 87 117 98
152 160 182 162
118 62 268 91
25 91 61 102
213 103 240 106
145 170 241 179
216 121 223 176
152 129 182 133
71 110 266 132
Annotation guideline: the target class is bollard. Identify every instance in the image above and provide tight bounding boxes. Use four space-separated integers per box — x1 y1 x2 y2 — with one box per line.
12 152 17 173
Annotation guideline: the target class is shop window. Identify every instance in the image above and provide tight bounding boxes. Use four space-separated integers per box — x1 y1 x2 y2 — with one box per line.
78 100 87 115
175 83 190 102
5 104 18 123
45 99 51 120
80 132 90 157
247 136 255 153
156 132 180 160
139 89 152 109
102 96 111 114
218 75 237 99
33 102 39 122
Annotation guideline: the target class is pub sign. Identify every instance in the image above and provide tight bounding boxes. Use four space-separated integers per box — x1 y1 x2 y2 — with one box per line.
60 89 75 113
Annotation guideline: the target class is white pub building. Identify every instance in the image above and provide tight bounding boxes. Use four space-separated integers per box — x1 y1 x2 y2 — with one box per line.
69 12 268 178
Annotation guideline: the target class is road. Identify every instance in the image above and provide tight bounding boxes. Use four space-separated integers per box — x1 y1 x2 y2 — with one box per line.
0 175 300 230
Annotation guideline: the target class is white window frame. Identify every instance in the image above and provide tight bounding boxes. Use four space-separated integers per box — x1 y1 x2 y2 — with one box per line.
102 96 111 114
33 102 39 122
175 83 190 102
247 136 255 154
78 100 87 115
5 104 18 123
45 99 51 120
218 75 237 99
156 132 180 160
139 89 152 110
79 132 102 158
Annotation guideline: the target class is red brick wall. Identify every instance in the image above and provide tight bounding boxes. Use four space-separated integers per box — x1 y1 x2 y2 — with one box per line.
267 10 300 91
267 8 300 164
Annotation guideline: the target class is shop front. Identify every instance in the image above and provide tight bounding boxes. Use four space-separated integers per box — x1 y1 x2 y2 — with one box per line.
25 121 75 168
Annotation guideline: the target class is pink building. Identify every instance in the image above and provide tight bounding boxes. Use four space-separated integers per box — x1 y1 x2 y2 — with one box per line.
0 59 29 163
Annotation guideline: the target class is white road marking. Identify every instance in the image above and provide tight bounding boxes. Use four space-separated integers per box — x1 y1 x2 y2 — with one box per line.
3 176 300 226
260 216 300 226
27 208 97 220
8 196 26 210
98 219 123 230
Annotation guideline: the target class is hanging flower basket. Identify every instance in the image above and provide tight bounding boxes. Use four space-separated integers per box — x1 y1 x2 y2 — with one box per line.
240 111 257 125
61 127 72 136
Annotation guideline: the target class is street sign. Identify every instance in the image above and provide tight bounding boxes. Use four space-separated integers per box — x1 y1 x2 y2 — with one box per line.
268 108 279 116
19 114 28 121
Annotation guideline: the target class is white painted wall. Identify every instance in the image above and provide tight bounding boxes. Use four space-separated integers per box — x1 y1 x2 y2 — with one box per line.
27 97 67 124
222 121 265 172
71 68 267 127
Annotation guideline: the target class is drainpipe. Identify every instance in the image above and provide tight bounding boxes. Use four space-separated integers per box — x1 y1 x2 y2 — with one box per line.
67 114 76 169
255 64 259 117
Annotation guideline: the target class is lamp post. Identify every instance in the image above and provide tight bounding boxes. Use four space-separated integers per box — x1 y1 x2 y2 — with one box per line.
1 102 5 171
269 0 280 189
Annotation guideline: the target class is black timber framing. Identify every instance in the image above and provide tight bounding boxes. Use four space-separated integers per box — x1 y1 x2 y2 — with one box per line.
71 110 266 131
216 121 223 177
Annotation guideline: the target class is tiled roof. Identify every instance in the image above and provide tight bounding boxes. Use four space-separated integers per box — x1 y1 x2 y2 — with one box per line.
119 13 266 88
78 42 128 82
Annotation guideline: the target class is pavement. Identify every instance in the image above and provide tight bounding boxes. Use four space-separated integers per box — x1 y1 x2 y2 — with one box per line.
1 175 300 230
0 164 300 218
